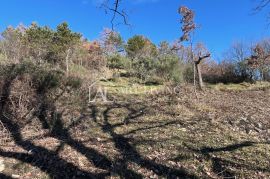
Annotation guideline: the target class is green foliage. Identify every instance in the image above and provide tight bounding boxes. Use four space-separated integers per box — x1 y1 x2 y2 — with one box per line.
131 57 156 81
23 23 54 62
156 54 183 83
126 35 146 58
107 54 131 69
33 69 64 92
49 22 82 63
144 76 164 85
126 35 157 59
53 22 81 54
0 61 82 93
102 29 124 55
183 64 194 83
65 76 82 89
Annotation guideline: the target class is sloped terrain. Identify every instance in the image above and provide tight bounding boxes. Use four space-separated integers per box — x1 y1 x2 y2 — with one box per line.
0 74 270 178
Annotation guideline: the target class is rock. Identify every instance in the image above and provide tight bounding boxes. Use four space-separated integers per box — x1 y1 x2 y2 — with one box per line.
255 123 263 129
11 174 20 178
0 158 5 172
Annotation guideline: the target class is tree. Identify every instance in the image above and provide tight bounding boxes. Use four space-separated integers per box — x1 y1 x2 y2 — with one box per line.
156 41 183 82
52 22 82 73
225 41 253 81
126 35 157 60
23 22 54 63
125 35 157 80
193 43 210 88
179 6 210 89
248 44 270 80
0 25 24 63
100 28 124 56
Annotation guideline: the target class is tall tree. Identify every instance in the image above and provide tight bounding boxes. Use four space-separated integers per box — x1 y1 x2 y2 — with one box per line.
23 22 54 63
179 6 210 89
52 22 81 73
126 35 157 60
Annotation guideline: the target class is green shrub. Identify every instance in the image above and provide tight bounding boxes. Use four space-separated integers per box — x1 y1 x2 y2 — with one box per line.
144 76 164 85
65 76 82 89
156 55 183 83
182 64 194 83
107 55 131 70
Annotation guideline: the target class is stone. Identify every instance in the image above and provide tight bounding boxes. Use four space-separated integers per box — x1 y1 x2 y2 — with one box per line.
255 123 263 129
11 174 20 178
0 158 5 172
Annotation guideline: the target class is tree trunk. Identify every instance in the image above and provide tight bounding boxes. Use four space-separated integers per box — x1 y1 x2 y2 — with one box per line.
195 62 204 89
194 53 210 90
65 48 71 75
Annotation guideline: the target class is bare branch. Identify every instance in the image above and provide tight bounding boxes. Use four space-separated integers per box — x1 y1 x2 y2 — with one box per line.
100 0 129 30
196 53 211 64
254 0 270 12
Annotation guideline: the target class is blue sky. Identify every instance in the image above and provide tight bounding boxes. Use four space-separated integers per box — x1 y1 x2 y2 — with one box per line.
0 0 269 59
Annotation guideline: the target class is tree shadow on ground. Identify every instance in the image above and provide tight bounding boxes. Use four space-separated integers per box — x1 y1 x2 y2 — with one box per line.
186 141 270 178
0 63 200 178
90 102 199 178
0 64 111 178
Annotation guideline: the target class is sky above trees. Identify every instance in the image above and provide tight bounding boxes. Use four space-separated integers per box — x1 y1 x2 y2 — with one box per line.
1 0 270 59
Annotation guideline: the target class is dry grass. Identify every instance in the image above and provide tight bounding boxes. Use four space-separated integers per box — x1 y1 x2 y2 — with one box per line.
0 76 270 178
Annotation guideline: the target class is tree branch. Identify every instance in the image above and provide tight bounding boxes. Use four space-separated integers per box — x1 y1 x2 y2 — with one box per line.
254 0 270 12
196 53 210 64
100 0 129 30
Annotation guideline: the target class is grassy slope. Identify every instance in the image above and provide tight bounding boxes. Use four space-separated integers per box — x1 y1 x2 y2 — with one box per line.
1 77 270 178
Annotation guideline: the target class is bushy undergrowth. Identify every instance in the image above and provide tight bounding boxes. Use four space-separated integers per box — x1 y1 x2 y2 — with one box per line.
0 61 85 128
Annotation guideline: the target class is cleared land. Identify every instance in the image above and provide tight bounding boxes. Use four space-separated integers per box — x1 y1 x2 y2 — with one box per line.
0 80 270 178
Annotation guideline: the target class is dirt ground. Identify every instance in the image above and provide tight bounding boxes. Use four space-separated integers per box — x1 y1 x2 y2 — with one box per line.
0 85 270 178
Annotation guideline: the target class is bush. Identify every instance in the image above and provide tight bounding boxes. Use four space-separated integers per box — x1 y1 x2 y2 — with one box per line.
131 57 156 81
107 55 131 70
65 76 82 89
144 76 164 85
182 64 194 83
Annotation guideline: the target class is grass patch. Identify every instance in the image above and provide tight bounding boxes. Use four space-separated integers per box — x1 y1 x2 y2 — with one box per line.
208 81 270 91
99 77 164 95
